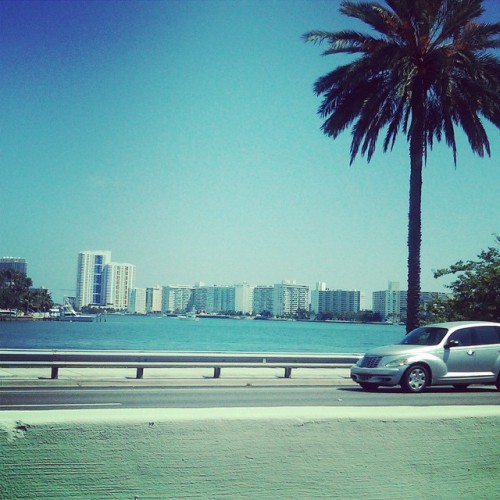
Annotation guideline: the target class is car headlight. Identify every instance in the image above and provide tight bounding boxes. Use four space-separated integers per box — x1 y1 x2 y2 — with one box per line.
385 358 409 368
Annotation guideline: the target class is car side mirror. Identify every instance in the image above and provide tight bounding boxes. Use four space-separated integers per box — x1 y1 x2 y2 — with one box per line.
445 339 460 349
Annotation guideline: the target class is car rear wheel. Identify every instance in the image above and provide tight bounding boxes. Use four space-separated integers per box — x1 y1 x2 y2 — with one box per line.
359 382 379 391
401 364 429 393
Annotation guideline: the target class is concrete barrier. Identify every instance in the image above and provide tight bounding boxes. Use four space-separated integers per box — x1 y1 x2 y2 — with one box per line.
1 406 499 499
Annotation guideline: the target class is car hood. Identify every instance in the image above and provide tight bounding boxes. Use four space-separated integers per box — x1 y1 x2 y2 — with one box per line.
364 344 439 357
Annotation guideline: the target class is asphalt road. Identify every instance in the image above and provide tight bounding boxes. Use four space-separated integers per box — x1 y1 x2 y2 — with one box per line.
1 384 498 411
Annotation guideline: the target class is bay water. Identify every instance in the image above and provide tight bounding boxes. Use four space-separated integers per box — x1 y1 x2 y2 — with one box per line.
0 315 405 353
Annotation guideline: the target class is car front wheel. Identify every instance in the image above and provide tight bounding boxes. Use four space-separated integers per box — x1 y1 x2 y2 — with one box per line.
401 364 429 393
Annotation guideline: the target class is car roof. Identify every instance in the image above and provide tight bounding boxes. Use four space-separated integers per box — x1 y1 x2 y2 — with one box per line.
423 321 500 329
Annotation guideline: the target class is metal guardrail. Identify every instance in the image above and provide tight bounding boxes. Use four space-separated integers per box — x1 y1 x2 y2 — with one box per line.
0 349 362 380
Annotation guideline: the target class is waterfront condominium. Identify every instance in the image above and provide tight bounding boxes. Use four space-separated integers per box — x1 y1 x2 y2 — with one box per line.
162 285 193 314
253 285 274 315
146 286 162 314
128 287 147 314
373 281 448 323
234 282 254 315
272 281 309 317
104 262 136 310
310 282 361 317
76 251 111 309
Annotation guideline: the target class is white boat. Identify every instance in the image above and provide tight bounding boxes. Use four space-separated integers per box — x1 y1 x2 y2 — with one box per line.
176 310 199 321
56 298 95 322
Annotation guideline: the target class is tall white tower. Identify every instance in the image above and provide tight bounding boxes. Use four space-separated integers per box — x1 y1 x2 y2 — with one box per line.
76 251 111 310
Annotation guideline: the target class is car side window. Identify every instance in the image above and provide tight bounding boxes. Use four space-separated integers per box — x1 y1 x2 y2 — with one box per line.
448 328 473 346
474 326 500 345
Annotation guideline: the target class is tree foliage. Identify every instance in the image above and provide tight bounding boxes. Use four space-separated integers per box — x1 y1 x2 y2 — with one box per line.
430 236 500 322
0 270 32 310
0 269 53 313
304 0 500 332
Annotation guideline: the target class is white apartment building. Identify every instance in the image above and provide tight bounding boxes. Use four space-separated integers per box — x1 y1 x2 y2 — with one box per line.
253 285 274 315
76 250 111 309
272 281 309 317
162 285 193 313
128 288 147 314
207 285 235 313
373 282 449 322
191 284 235 313
311 282 329 315
146 286 162 314
373 281 401 322
234 283 254 315
310 282 361 317
104 262 136 310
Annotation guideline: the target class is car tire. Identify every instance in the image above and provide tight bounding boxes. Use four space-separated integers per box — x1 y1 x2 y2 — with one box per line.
401 364 429 393
359 382 379 391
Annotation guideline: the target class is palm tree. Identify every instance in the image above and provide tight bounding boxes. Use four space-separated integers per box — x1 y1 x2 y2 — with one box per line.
30 289 54 313
0 269 33 311
303 0 500 332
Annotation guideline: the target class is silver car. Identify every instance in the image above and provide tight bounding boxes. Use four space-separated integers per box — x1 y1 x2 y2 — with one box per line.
351 321 500 393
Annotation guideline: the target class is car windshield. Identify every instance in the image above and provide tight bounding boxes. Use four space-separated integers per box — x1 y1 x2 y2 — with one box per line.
399 327 448 346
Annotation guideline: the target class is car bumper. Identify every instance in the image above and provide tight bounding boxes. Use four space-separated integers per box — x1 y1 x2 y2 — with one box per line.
350 365 404 387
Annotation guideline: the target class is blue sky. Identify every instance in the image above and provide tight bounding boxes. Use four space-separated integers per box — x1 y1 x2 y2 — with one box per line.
1 0 499 304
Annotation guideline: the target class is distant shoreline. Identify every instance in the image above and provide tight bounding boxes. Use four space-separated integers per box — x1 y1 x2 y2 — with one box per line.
0 313 400 326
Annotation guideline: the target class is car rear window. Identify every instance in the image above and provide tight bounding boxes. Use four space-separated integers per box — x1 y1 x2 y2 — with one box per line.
475 326 500 345
399 327 448 346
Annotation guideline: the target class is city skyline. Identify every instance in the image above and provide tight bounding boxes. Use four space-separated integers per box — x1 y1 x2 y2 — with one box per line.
2 1 499 305
1 251 447 316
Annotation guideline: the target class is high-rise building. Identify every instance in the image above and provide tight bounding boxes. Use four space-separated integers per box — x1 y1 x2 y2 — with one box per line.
191 284 235 313
128 288 147 314
192 284 209 312
311 282 331 315
253 285 274 315
234 283 254 315
162 285 193 313
272 281 309 317
206 285 235 313
76 251 111 309
104 262 135 310
146 286 162 314
373 281 401 322
0 257 27 275
373 282 447 322
310 282 361 317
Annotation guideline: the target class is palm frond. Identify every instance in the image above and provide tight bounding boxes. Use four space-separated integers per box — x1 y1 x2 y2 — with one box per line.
304 0 500 165
340 1 404 42
436 0 484 45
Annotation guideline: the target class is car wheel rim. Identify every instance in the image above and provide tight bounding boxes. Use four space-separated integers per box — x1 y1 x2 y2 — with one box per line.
408 368 426 391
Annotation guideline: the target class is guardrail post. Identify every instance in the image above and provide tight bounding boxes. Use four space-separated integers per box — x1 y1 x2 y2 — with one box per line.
213 367 221 378
51 367 59 379
284 367 292 378
136 368 144 379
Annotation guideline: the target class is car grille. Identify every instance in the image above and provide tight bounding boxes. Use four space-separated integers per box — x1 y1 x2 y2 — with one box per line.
360 355 383 368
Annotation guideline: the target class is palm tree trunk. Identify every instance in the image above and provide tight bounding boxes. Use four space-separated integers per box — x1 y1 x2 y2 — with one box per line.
407 155 422 332
406 103 424 333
